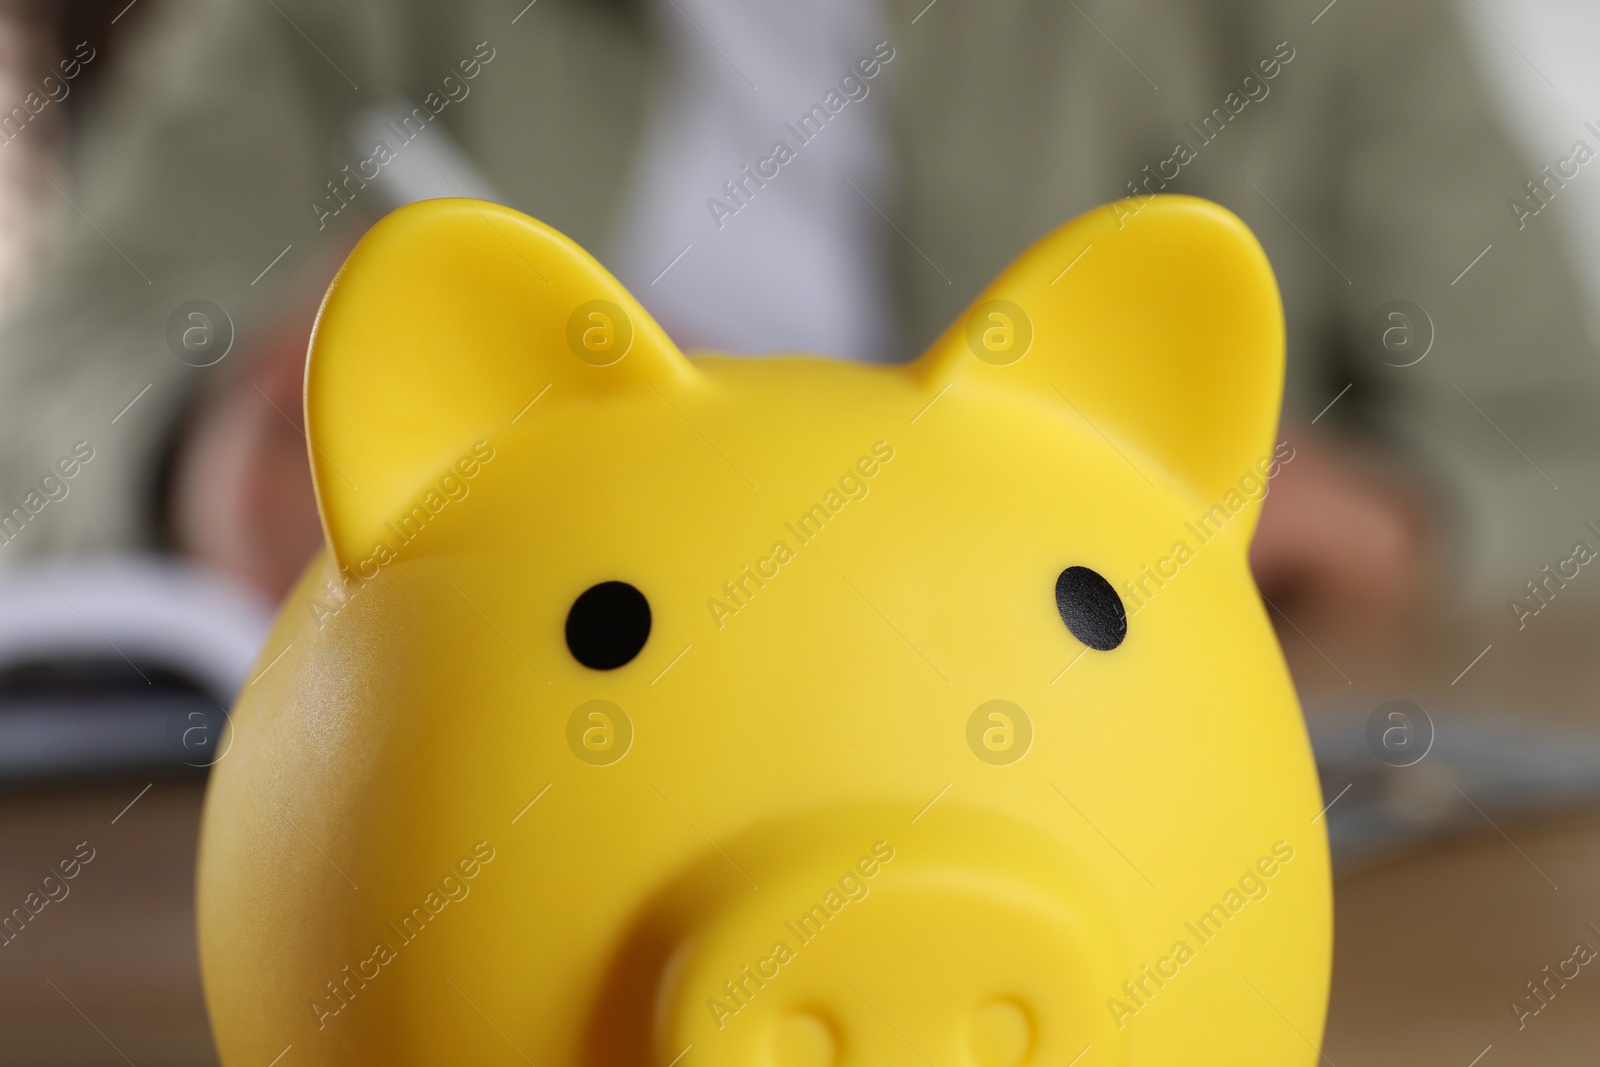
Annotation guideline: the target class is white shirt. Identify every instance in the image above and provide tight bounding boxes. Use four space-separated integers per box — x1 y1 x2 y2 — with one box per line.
611 0 895 361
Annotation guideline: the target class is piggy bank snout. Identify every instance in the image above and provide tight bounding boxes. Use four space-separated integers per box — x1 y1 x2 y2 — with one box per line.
631 810 1127 1067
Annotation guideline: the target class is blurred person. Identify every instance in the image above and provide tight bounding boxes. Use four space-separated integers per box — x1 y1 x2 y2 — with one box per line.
0 0 1593 650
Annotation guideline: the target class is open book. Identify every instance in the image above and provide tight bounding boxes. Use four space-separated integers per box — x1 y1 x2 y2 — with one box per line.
0 556 273 784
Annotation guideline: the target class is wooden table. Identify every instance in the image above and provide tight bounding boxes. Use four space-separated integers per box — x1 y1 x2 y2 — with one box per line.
3 776 1599 1064
0 779 214 1066
1326 811 1600 1065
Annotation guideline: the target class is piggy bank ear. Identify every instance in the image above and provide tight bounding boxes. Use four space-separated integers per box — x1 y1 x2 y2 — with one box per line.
913 195 1284 541
305 198 694 568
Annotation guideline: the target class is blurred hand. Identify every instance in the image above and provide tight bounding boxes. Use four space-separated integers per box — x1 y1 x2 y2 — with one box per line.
1249 434 1435 639
169 313 322 602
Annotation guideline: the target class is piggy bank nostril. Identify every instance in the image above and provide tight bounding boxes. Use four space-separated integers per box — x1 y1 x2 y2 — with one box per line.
766 1010 837 1067
1054 565 1127 651
565 581 651 669
968 998 1034 1067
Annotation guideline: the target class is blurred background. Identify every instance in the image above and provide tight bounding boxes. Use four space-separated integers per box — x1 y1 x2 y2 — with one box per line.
3 0 1600 1061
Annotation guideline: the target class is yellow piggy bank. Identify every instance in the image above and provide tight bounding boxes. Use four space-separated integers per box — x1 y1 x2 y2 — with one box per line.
197 195 1331 1066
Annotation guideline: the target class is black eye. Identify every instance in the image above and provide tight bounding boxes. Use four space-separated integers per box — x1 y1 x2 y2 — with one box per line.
1055 566 1126 651
566 581 651 670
